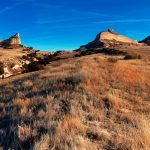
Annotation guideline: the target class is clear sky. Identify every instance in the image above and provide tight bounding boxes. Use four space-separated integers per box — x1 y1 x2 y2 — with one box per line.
0 0 150 50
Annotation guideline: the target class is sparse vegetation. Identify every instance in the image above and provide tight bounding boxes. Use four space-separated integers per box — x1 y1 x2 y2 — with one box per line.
124 54 142 60
107 57 118 63
23 62 44 72
0 52 149 150
80 51 87 56
0 62 4 75
0 29 150 149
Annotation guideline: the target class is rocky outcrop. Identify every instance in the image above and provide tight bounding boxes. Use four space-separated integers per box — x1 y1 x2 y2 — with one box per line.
0 33 21 47
81 29 139 49
0 46 56 79
0 57 29 79
139 36 150 45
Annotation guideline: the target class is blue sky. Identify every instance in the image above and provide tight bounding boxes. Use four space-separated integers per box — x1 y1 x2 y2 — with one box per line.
0 0 150 50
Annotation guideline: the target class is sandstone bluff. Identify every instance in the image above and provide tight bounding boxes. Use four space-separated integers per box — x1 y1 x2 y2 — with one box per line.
81 29 139 49
0 33 21 47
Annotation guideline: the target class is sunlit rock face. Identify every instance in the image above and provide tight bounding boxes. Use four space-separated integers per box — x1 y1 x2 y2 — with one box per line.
0 33 21 47
98 31 138 44
81 29 139 49
9 33 21 45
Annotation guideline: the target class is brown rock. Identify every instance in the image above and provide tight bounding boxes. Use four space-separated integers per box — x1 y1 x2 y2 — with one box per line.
98 32 137 44
81 29 138 49
0 33 21 47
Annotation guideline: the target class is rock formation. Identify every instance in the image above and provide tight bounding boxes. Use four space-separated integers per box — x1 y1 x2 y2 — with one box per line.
107 28 119 35
139 36 150 45
0 44 55 79
0 33 21 47
81 29 139 49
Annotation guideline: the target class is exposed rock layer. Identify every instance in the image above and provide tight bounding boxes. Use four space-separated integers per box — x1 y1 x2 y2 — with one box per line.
81 29 139 49
0 33 21 47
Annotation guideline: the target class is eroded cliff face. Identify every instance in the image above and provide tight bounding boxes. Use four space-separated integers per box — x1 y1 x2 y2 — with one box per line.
81 29 139 49
9 33 21 45
0 33 21 47
98 32 138 44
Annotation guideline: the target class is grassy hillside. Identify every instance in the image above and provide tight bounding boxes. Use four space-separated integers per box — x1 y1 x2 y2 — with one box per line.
0 52 150 149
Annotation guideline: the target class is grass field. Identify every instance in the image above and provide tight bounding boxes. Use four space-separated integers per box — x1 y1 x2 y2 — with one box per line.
0 50 150 149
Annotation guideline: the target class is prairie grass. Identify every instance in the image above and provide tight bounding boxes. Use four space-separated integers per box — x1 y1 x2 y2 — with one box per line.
0 53 149 149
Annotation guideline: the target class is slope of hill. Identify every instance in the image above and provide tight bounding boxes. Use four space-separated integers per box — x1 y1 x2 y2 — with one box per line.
0 30 150 150
0 33 21 47
0 33 56 78
0 49 150 149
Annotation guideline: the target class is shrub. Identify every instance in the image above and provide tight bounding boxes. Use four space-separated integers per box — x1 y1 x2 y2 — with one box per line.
80 51 87 56
38 55 53 65
108 57 118 63
22 55 29 60
56 50 63 53
75 54 80 57
65 75 81 85
0 62 4 75
124 54 142 60
27 47 34 50
53 50 64 56
23 62 44 73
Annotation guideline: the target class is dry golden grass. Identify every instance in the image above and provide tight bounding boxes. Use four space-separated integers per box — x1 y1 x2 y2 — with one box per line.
58 115 87 135
13 99 31 108
112 62 147 87
0 52 149 150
